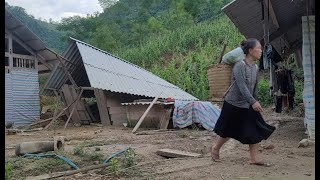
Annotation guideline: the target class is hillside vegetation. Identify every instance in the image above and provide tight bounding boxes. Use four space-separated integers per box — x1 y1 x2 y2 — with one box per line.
6 0 303 106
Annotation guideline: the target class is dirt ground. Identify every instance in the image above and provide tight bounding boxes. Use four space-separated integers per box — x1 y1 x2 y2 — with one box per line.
5 107 315 180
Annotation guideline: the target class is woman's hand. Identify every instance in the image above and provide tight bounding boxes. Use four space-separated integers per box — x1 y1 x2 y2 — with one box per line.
252 101 263 112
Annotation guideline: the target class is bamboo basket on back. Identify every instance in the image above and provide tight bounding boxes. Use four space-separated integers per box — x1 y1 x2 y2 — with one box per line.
207 44 232 102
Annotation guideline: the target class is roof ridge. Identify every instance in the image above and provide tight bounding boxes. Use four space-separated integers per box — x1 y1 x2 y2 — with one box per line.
69 37 155 74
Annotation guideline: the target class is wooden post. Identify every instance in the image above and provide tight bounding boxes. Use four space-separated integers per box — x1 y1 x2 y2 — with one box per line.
61 85 81 125
132 94 161 133
64 105 76 129
94 89 111 126
8 33 13 70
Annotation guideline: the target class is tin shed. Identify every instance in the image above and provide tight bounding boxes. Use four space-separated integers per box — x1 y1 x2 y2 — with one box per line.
5 9 61 126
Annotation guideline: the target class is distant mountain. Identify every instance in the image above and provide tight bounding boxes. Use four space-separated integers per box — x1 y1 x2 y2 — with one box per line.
5 2 67 53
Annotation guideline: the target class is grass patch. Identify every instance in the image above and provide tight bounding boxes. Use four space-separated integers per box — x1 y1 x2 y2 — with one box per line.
177 129 189 138
73 145 104 162
99 148 142 178
5 148 104 179
80 140 117 147
5 163 12 180
6 143 140 179
6 155 70 180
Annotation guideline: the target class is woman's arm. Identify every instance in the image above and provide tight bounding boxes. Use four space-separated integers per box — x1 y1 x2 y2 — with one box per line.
253 66 259 100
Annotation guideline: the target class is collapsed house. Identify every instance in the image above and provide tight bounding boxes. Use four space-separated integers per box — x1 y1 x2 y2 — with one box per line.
222 0 315 140
5 9 62 126
41 38 204 128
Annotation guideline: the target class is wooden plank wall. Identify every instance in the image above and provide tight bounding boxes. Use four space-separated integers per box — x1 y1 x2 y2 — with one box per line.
62 85 81 124
126 104 166 128
94 90 169 127
105 92 127 126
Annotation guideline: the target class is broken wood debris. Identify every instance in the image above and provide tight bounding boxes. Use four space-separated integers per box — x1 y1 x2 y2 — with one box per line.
28 118 54 127
44 88 84 130
27 154 209 180
6 128 43 135
156 148 202 158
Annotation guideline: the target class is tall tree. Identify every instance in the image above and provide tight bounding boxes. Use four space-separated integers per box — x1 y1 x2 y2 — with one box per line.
98 0 118 9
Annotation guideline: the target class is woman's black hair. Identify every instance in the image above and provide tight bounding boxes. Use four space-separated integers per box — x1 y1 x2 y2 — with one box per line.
240 38 259 55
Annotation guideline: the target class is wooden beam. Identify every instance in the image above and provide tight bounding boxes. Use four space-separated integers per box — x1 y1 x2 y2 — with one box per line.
36 54 52 70
94 89 112 126
132 95 161 133
25 163 111 179
12 53 35 60
35 56 39 70
56 55 78 89
46 47 78 67
156 149 202 158
53 90 60 97
80 87 95 91
64 89 84 129
61 85 82 125
8 25 24 32
5 28 53 70
264 0 279 29
44 87 83 130
260 21 300 46
45 58 58 63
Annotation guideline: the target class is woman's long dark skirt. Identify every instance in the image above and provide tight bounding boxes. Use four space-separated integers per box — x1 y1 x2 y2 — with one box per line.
214 101 275 144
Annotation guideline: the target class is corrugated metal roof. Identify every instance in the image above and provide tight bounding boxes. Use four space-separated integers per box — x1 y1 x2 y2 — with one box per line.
5 9 60 74
222 0 311 57
42 38 198 101
121 101 174 106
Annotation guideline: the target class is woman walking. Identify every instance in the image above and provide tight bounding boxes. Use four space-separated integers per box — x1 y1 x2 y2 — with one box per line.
212 38 275 166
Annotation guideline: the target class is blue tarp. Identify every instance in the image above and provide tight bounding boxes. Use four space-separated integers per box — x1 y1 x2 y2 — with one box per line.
172 100 221 131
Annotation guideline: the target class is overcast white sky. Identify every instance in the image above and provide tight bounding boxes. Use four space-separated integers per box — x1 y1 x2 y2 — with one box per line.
6 0 103 22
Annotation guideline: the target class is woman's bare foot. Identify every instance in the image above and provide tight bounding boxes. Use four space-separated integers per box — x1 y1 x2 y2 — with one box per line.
211 147 221 162
249 160 272 167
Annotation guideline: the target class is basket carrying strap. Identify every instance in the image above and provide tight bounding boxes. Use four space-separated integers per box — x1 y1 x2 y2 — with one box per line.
222 61 258 98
